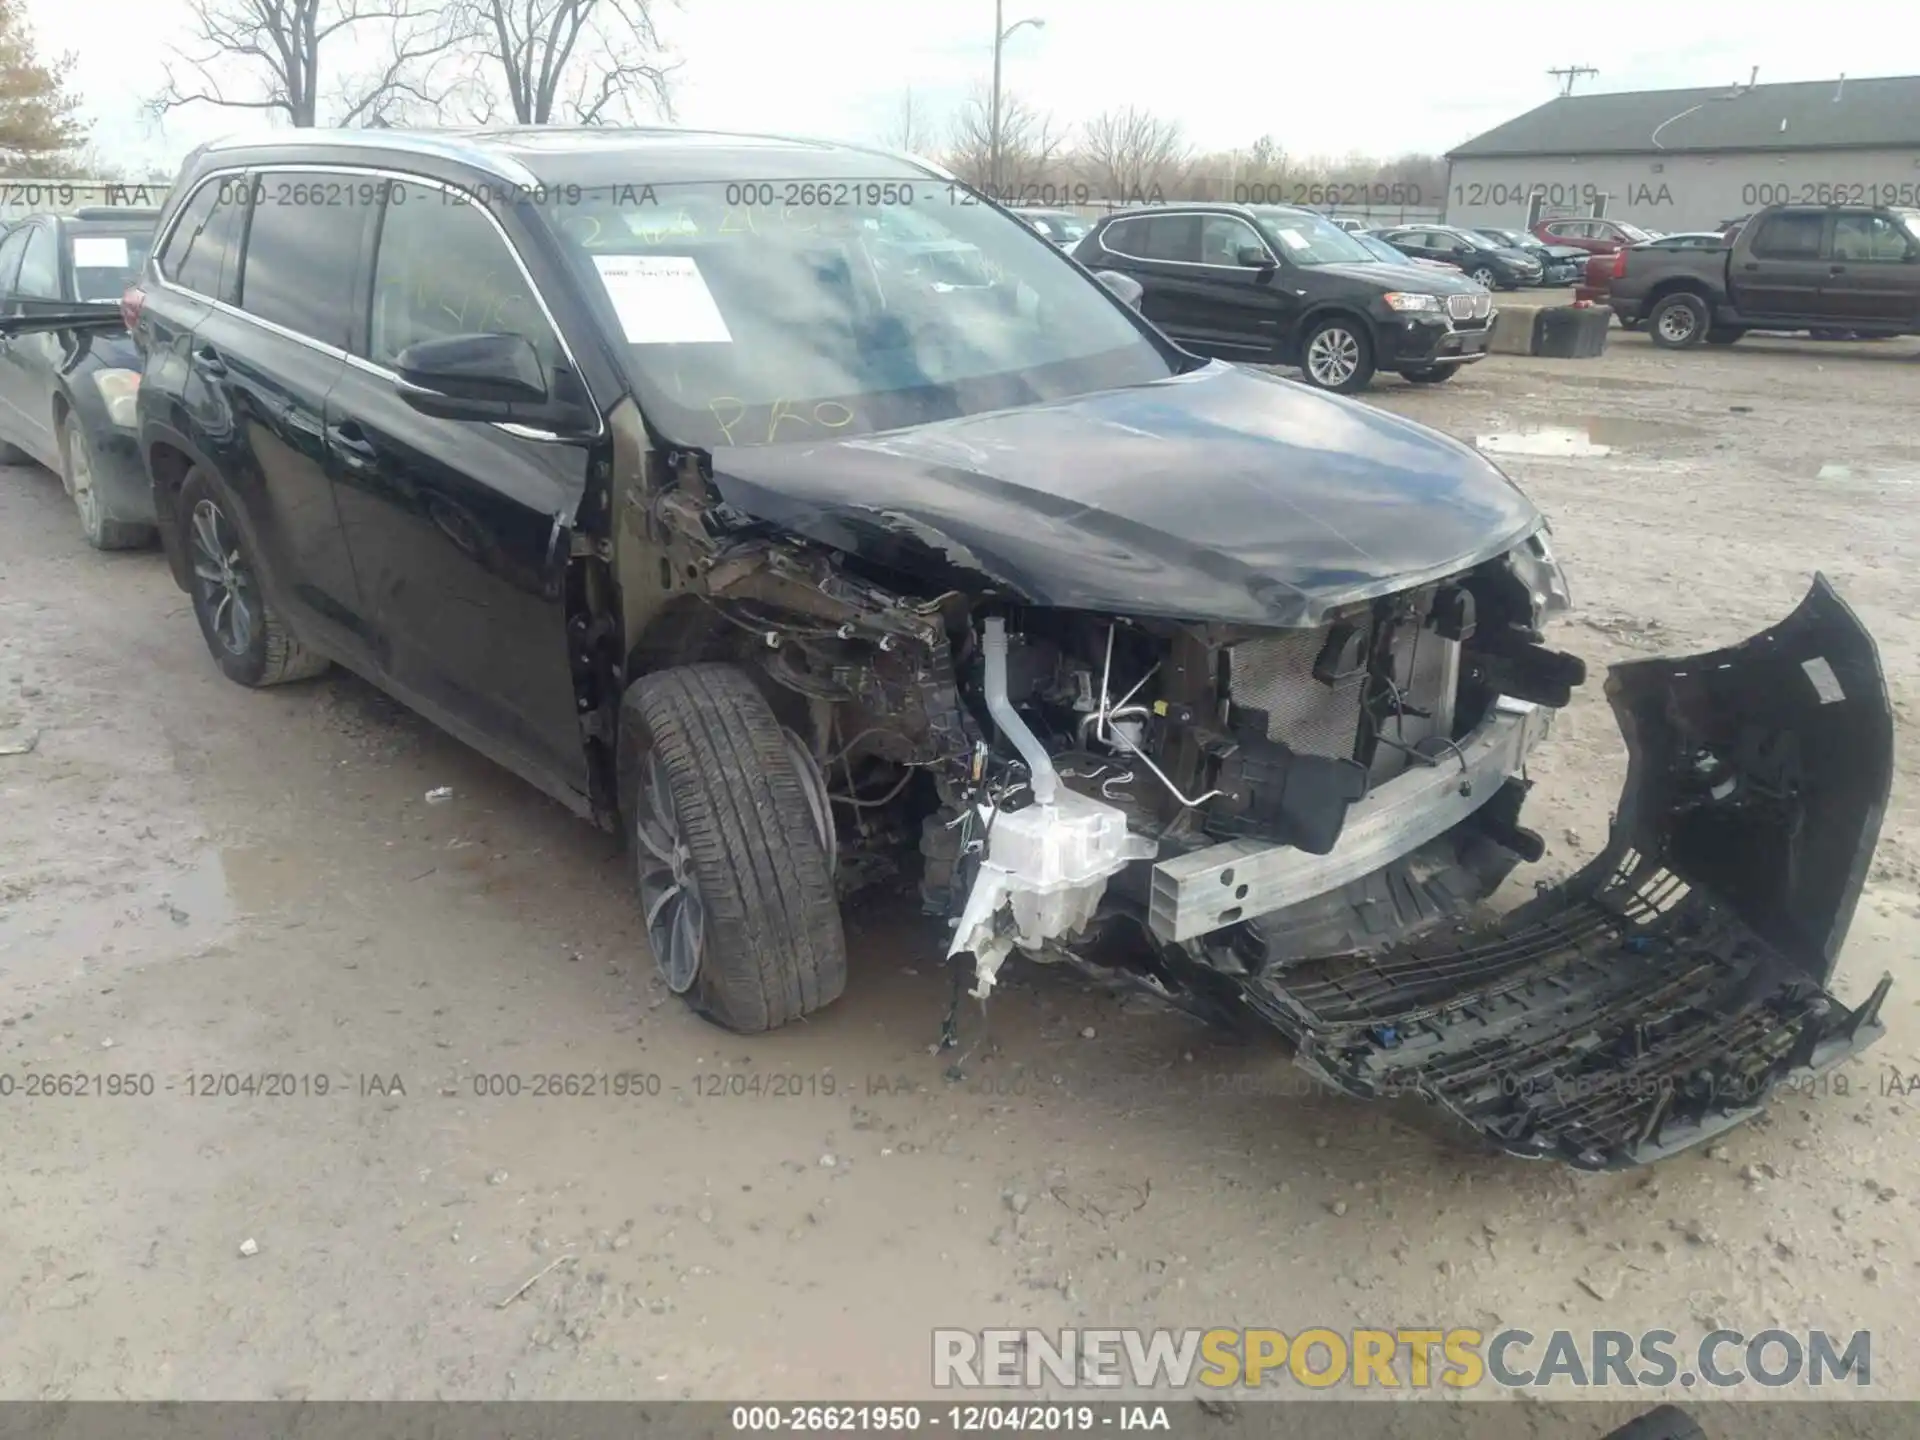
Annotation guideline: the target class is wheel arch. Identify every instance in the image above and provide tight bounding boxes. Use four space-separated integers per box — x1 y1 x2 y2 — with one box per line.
1292 303 1376 359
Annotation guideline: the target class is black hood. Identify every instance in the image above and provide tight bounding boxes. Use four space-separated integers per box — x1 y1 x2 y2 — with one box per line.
1313 260 1484 295
706 361 1542 629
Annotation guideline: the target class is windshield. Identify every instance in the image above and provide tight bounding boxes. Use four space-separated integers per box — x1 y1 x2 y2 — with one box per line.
68 226 154 303
1897 210 1920 245
1446 229 1500 251
542 182 1177 449
1246 208 1376 265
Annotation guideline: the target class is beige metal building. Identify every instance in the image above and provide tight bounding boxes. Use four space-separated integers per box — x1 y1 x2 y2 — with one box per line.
1444 74 1920 234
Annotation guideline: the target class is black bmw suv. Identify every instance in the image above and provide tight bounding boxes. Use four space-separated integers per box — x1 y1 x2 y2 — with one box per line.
1070 202 1495 392
112 128 1892 1169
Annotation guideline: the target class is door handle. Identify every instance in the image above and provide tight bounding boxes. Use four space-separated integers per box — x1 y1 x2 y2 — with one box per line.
1741 262 1760 271
325 421 378 465
1829 264 1847 274
191 345 227 377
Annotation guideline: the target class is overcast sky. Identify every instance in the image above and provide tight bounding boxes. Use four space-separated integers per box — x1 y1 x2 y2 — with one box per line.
26 0 1903 176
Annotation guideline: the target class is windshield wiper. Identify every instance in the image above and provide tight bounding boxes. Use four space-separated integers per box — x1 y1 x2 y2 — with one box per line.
0 298 125 338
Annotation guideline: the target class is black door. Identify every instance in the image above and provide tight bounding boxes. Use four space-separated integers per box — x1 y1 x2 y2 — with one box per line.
1735 209 1831 319
0 220 66 465
1822 210 1920 324
325 177 593 799
193 168 372 662
1097 213 1275 357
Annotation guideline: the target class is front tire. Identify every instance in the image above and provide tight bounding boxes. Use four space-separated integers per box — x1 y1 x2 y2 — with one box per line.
62 413 155 551
620 664 848 1033
1300 316 1375 394
1468 266 1498 288
177 468 329 687
1647 293 1710 348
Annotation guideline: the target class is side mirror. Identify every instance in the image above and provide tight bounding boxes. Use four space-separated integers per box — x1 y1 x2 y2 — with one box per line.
1235 244 1271 268
1093 270 1144 311
393 333 592 431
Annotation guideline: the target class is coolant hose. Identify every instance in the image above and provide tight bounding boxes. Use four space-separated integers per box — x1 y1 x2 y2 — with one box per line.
981 616 1058 806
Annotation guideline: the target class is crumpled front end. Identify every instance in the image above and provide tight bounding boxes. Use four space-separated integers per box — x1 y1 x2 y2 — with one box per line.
1248 576 1894 1167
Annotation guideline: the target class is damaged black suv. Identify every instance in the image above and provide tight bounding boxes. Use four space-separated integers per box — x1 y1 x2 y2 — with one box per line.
119 127 1893 1169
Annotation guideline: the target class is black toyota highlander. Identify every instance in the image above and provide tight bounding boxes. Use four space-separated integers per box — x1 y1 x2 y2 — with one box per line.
39 126 1887 1170
1070 202 1496 393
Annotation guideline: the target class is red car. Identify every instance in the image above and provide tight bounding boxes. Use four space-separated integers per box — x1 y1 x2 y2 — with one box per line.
1532 216 1655 255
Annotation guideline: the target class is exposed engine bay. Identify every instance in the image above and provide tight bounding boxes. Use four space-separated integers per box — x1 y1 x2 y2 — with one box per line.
606 445 1892 1169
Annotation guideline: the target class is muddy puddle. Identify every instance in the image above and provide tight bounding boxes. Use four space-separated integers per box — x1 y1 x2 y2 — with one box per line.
1474 416 1706 457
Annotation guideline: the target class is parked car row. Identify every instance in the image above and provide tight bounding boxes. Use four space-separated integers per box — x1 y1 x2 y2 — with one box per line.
0 129 1892 1170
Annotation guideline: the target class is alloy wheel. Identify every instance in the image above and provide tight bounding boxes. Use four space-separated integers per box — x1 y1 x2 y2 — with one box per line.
188 498 256 656
1470 267 1496 287
1306 327 1360 387
635 748 705 993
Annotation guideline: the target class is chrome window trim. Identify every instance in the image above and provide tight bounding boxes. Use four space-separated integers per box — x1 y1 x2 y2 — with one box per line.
150 161 604 443
1097 210 1280 270
201 130 543 189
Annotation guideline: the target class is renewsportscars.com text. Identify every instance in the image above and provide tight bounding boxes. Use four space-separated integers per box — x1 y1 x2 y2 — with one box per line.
933 1327 1871 1391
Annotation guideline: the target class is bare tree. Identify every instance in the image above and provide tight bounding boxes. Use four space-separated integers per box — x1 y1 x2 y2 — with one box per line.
1076 106 1190 202
458 0 677 126
153 0 466 128
878 87 934 156
945 84 1065 197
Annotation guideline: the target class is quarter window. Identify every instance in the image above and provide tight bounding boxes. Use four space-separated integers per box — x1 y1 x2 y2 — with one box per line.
367 179 563 371
238 169 370 347
0 225 33 300
15 223 59 299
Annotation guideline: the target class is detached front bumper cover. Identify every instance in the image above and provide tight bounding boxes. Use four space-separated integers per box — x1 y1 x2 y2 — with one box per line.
1247 576 1895 1168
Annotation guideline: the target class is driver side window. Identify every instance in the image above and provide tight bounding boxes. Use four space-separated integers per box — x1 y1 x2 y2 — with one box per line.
1199 215 1265 265
368 180 564 373
16 223 60 299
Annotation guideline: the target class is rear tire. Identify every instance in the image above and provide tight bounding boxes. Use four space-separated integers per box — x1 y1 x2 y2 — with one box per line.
1647 293 1709 348
1401 365 1457 384
177 468 330 687
619 664 848 1033
1300 316 1376 394
62 413 155 551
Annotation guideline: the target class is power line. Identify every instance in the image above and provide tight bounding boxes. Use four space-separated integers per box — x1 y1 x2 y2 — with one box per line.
1547 65 1599 97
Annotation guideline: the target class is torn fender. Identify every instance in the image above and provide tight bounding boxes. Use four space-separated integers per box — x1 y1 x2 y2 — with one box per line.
1249 576 1895 1168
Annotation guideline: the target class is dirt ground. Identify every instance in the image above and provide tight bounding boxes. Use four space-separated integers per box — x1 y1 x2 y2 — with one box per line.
3 329 1919 1412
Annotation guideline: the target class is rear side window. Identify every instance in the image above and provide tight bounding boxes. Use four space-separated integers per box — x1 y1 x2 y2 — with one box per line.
1750 210 1824 259
160 179 247 302
16 223 59 298
367 179 562 372
238 170 370 348
1100 217 1143 255
1137 214 1199 262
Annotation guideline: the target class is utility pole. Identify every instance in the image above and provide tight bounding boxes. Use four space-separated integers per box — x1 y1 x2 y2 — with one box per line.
1547 65 1599 97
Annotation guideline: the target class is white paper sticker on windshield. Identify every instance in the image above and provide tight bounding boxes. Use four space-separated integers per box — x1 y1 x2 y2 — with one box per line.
1277 229 1308 251
592 255 732 344
72 236 130 269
